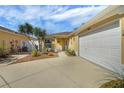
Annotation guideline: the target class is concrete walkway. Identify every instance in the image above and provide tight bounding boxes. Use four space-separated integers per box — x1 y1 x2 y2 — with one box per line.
0 52 110 88
0 54 28 68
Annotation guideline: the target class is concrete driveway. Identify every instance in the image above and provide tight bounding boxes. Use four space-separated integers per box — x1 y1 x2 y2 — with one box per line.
0 52 110 88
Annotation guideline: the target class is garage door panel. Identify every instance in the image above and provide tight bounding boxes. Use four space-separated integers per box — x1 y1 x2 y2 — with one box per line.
82 36 120 49
79 21 121 71
104 36 120 48
110 49 121 58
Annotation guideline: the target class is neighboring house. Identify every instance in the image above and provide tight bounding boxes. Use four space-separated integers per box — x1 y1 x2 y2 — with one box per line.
47 32 71 52
67 5 124 72
0 26 37 53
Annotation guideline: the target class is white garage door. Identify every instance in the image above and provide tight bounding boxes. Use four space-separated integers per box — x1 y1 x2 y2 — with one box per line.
79 21 122 72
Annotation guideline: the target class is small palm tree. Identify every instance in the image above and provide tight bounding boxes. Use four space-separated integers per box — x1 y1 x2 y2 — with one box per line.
33 27 41 51
33 27 46 51
40 29 47 52
18 23 36 50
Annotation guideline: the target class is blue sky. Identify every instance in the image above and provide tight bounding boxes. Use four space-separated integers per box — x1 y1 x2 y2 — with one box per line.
0 5 107 34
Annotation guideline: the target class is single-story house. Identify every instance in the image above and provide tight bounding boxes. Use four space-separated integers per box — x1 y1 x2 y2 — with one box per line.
48 5 124 72
0 26 37 53
67 5 124 72
0 5 123 72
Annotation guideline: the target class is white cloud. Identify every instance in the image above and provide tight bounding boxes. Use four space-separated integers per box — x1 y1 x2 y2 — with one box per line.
0 5 107 24
46 5 107 22
68 6 107 26
0 5 108 33
50 5 108 29
0 6 70 24
48 7 92 20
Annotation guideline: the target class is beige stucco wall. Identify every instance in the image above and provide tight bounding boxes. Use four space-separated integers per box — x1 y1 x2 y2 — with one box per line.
68 35 79 55
122 37 124 64
120 17 124 64
0 30 29 52
52 37 67 51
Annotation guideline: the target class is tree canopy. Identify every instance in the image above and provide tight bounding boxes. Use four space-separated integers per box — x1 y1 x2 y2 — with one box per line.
18 22 47 51
18 23 33 35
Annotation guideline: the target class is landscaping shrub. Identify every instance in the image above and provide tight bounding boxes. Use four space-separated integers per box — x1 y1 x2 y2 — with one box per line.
100 80 124 88
100 67 124 88
65 49 76 56
31 50 40 57
42 46 49 54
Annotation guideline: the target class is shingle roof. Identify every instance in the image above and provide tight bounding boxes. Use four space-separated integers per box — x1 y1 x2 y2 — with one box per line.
0 25 23 35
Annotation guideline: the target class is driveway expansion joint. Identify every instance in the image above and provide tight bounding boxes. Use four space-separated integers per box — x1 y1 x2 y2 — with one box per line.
0 74 11 88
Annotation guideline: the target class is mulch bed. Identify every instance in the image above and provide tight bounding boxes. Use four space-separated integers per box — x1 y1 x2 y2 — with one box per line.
13 52 58 64
100 80 124 88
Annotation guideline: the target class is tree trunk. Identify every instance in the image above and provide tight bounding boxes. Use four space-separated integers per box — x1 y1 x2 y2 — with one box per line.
41 40 45 52
26 35 37 51
38 39 41 52
40 39 43 52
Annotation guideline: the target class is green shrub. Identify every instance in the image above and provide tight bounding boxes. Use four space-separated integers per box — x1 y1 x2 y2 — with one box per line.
100 67 124 88
100 80 124 88
31 50 40 57
42 46 48 53
66 49 76 56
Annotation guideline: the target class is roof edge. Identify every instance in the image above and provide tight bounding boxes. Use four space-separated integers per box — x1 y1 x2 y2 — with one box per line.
68 5 121 37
